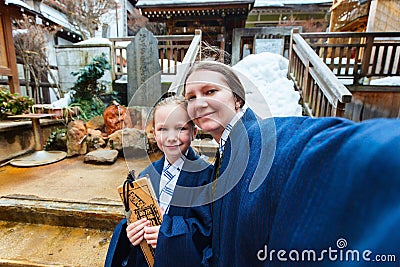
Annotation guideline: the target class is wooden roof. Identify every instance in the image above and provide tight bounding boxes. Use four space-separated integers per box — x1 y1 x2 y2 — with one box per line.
251 1 331 13
136 0 254 7
254 0 332 7
137 0 254 19
3 0 82 42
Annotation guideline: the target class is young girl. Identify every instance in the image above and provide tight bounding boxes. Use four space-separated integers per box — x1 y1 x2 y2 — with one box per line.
105 96 213 267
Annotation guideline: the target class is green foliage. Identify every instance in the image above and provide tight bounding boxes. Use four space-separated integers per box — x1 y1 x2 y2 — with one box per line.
0 87 34 119
69 96 105 121
71 53 111 99
70 53 111 121
44 127 67 151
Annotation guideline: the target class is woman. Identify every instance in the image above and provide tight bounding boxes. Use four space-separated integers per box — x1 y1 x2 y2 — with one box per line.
184 61 279 266
184 61 400 266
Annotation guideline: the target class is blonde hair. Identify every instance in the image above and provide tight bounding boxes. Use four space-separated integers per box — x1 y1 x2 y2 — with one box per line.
183 61 245 108
153 95 195 127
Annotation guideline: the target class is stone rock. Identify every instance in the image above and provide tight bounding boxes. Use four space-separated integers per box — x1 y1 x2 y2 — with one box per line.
67 120 87 157
87 129 106 151
103 103 133 136
86 116 105 131
84 149 119 164
145 122 159 154
127 28 161 106
107 128 146 151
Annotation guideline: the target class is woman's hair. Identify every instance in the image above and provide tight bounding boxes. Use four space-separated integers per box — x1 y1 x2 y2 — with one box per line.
153 95 194 127
183 61 245 108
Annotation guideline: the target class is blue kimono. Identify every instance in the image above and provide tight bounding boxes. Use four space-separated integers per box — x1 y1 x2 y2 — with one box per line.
267 117 400 267
105 147 213 267
211 109 400 267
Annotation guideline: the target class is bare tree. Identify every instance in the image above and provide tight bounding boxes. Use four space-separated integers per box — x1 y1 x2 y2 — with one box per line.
13 15 61 103
127 8 166 36
278 15 327 33
43 0 116 39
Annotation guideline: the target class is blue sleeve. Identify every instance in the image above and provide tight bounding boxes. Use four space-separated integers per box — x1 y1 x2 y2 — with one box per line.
268 118 400 266
104 219 131 267
155 211 212 267
154 165 213 267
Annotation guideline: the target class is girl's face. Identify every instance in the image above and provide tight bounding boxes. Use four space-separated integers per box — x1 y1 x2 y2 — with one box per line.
154 104 195 164
185 70 238 141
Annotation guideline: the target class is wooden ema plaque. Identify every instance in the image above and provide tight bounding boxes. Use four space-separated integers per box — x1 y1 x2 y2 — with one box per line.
117 177 163 267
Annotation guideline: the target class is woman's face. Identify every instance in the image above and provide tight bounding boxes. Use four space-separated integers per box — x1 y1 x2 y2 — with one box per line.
185 70 238 141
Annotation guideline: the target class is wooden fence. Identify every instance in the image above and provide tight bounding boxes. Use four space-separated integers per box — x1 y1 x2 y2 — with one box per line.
289 29 352 118
300 31 400 85
0 58 60 104
110 31 201 80
289 29 400 120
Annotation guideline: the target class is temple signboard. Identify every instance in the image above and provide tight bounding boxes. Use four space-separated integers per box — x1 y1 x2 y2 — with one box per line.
254 38 284 56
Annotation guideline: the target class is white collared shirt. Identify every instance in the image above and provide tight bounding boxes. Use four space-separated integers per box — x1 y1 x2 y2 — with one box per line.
218 105 248 157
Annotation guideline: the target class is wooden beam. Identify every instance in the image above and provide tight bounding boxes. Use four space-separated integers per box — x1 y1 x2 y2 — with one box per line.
0 5 20 93
331 0 345 11
347 85 400 93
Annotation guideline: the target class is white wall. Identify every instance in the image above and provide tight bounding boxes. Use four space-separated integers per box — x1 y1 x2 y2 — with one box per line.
97 0 133 38
55 45 113 93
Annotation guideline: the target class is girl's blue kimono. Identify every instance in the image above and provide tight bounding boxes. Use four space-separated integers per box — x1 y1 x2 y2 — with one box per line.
210 109 400 267
105 146 213 267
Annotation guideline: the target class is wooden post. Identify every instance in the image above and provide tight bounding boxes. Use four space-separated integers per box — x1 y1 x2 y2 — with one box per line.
195 29 202 62
335 101 347 118
288 28 299 79
329 0 340 33
0 6 20 94
220 25 225 63
303 60 311 103
360 35 374 79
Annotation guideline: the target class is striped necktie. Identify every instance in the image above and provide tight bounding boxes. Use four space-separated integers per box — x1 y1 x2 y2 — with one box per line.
159 164 178 214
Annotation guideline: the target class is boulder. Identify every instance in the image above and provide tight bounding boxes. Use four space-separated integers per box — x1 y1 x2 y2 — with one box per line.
84 149 119 164
107 128 146 151
103 103 133 136
66 120 87 157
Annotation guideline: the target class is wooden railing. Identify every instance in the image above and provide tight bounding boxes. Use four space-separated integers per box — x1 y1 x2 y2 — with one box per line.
289 29 352 117
290 30 400 120
169 30 202 95
110 32 200 80
300 31 400 85
0 59 60 104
